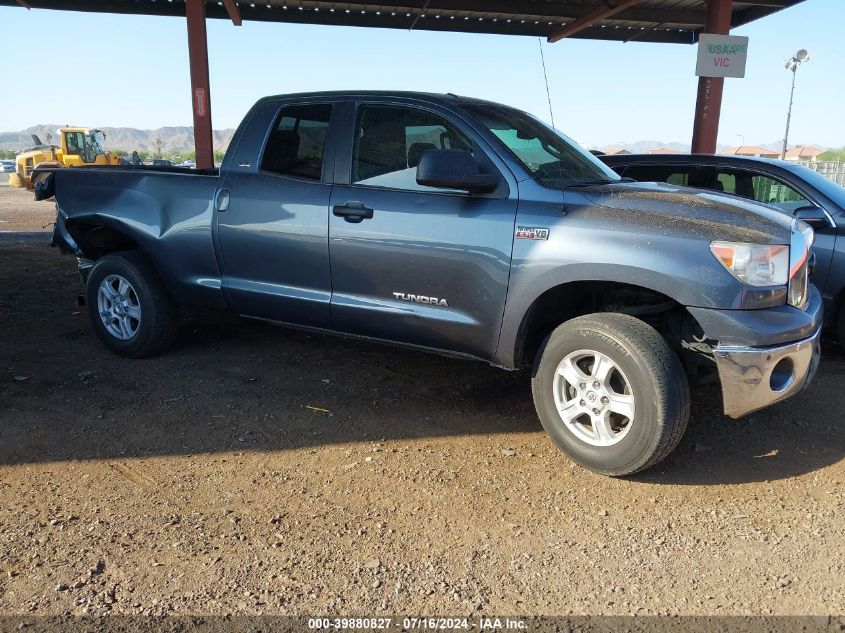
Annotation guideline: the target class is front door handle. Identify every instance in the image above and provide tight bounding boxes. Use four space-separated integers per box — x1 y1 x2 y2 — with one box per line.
333 201 373 223
215 188 230 212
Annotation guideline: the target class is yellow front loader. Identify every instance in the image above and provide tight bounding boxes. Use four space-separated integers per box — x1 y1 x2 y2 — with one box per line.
9 128 121 190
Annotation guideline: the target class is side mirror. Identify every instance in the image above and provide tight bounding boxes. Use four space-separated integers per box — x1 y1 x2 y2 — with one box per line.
794 205 831 229
416 149 499 194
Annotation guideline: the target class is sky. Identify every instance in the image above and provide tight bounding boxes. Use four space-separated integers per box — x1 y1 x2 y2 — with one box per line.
0 0 843 149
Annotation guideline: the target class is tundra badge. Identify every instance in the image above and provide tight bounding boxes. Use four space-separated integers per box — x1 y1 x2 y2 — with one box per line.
393 292 449 307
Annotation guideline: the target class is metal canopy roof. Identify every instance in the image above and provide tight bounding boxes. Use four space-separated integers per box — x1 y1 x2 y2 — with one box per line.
3 0 804 44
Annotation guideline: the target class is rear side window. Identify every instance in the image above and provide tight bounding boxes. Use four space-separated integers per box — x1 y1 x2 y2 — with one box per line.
261 104 332 180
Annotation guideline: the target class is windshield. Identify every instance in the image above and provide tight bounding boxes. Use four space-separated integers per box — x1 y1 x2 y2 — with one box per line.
462 103 620 188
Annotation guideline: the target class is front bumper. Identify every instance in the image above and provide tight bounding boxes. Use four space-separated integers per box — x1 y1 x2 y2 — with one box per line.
713 326 821 419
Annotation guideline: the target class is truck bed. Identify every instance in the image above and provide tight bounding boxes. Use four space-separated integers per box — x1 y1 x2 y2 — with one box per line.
34 164 218 200
50 165 226 310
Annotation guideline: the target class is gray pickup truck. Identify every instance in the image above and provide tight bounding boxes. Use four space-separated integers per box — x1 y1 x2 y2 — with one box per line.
46 91 822 476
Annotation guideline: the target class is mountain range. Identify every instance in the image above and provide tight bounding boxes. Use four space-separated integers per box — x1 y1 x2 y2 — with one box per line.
0 125 237 154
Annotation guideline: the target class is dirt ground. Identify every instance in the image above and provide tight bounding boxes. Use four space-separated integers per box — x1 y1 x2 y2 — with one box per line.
0 175 56 232
0 181 844 622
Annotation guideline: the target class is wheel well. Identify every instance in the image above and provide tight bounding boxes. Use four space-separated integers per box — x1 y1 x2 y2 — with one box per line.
66 221 139 260
515 281 715 382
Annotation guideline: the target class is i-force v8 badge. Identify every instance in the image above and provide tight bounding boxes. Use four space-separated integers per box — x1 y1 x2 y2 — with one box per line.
515 226 550 240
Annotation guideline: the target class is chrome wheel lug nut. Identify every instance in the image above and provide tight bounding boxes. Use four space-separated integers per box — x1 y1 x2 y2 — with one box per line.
579 400 585 407
592 408 600 415
580 383 586 390
593 381 600 389
601 396 609 405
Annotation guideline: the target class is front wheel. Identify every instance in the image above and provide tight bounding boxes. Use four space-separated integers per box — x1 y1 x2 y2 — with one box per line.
531 313 690 476
85 252 177 358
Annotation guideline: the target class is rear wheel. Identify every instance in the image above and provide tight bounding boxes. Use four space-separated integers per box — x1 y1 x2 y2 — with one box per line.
85 252 177 358
531 313 690 476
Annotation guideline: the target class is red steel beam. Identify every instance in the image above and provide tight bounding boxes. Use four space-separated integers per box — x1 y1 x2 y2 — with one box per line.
548 0 640 43
222 0 242 25
185 0 214 170
690 0 733 154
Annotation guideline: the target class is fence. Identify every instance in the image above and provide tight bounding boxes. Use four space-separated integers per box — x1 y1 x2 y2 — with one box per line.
797 160 845 187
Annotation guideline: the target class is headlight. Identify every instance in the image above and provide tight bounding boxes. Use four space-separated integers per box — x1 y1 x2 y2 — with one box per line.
788 220 814 309
710 241 789 287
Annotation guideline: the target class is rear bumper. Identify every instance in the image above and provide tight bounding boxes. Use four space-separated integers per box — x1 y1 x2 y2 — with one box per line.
713 326 821 418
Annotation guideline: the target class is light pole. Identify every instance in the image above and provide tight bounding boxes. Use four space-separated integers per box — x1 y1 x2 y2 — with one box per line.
781 49 810 159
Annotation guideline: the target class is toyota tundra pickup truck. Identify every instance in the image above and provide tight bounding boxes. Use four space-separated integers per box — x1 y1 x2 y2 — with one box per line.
44 91 822 476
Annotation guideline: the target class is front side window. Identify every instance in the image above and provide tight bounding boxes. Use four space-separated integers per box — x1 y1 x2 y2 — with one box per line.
261 104 332 180
462 104 619 189
352 105 473 191
716 169 810 213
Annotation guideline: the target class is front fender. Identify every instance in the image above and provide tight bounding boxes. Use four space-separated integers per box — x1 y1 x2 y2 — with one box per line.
494 262 708 368
494 195 783 368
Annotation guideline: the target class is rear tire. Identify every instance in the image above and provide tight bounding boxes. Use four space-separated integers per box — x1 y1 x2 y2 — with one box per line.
531 313 690 476
85 252 177 358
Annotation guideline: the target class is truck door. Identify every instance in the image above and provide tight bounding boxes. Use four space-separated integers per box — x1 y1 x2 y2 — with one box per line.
216 100 338 328
327 100 518 360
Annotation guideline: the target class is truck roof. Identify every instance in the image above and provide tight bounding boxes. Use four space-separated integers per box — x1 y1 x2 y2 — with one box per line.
255 90 505 108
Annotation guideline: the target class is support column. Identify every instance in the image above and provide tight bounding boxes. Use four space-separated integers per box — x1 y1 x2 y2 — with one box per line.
690 0 733 154
186 0 214 170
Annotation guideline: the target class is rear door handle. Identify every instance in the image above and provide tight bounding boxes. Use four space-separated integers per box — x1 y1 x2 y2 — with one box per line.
333 201 373 223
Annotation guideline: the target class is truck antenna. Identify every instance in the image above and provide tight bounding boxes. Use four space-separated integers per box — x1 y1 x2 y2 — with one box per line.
538 38 566 214
538 38 556 130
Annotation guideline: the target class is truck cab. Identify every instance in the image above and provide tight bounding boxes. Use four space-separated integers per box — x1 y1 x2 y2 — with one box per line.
59 128 112 166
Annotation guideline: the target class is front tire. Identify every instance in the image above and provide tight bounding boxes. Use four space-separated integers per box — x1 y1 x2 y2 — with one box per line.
85 252 177 358
531 313 690 476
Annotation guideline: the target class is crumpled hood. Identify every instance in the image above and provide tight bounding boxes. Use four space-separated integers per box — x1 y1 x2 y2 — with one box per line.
578 181 792 244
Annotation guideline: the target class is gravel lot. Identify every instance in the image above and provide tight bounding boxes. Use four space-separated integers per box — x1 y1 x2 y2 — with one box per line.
1 181 844 621
0 174 56 232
